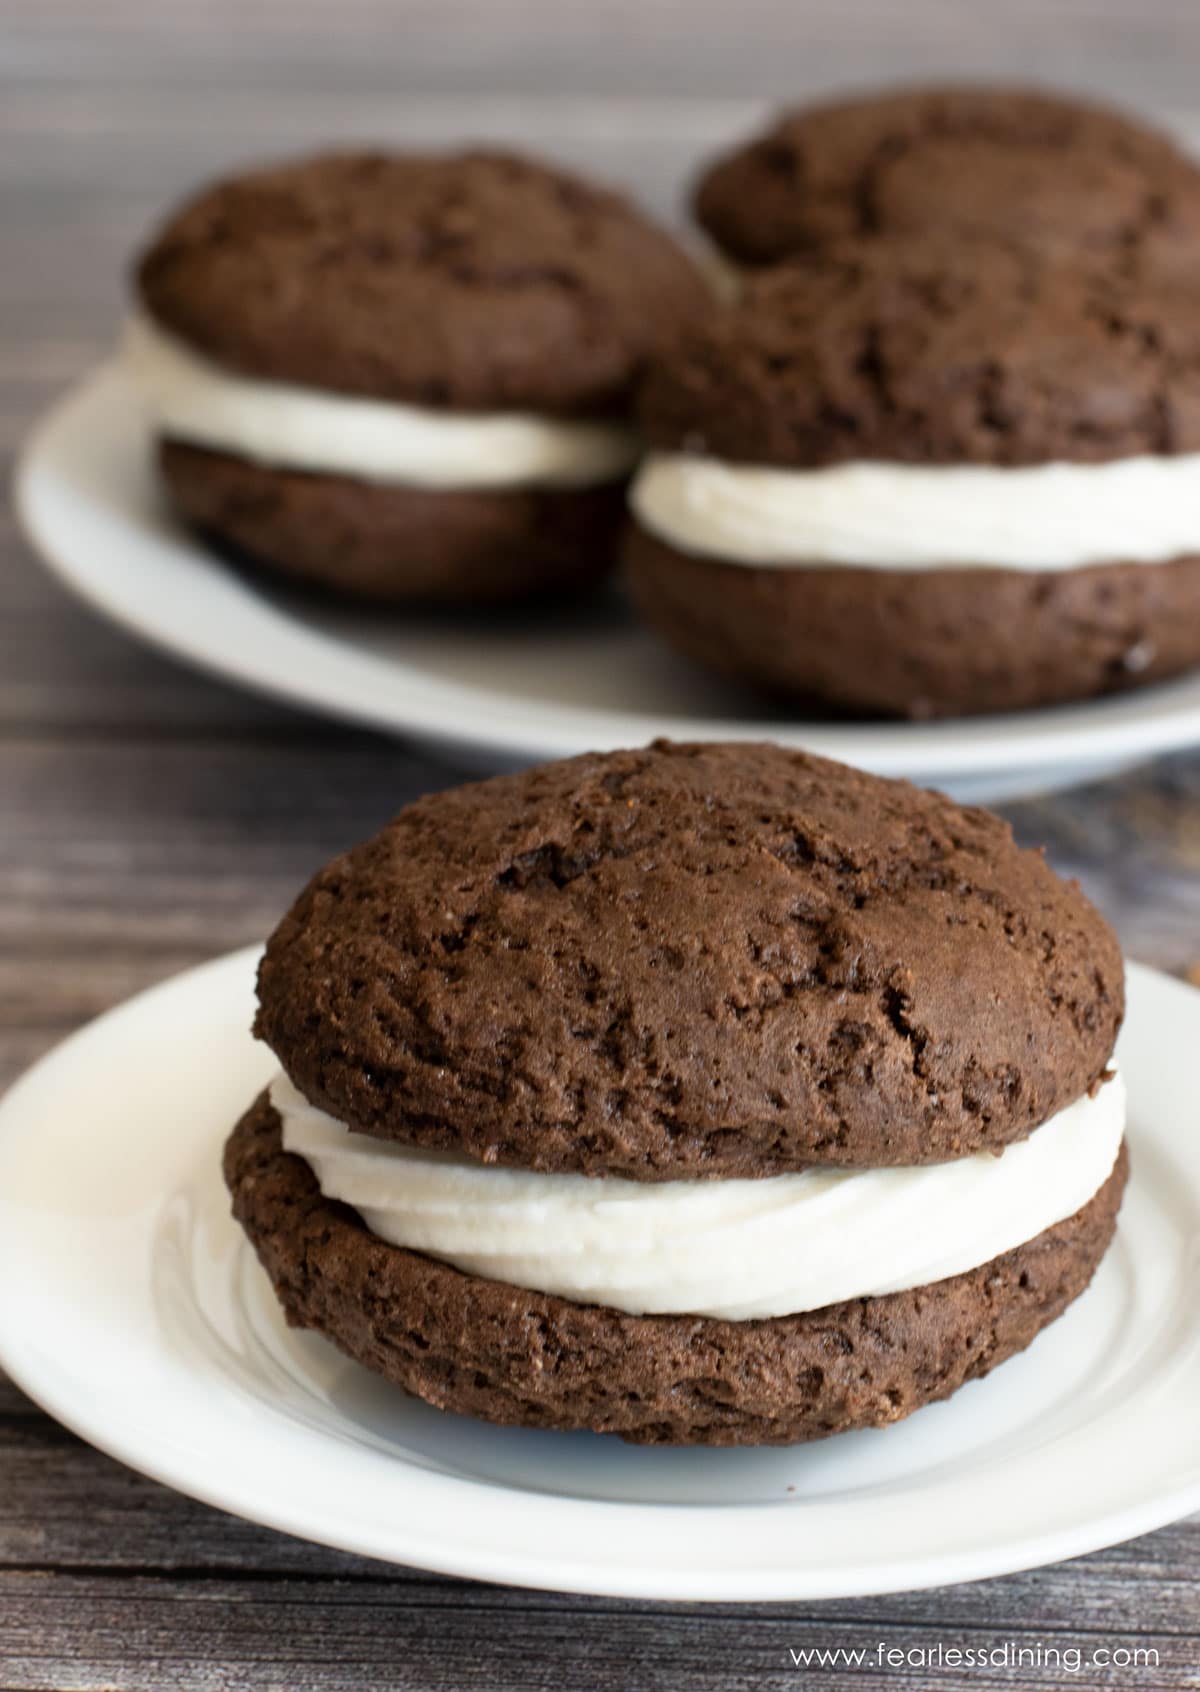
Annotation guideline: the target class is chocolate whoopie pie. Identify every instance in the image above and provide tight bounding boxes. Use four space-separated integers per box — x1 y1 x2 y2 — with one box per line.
694 85 1200 280
128 149 708 605
226 742 1128 1445
626 237 1200 718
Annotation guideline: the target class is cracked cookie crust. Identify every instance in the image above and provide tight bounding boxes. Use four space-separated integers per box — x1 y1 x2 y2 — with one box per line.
137 148 709 416
693 86 1200 281
637 237 1200 470
254 741 1123 1178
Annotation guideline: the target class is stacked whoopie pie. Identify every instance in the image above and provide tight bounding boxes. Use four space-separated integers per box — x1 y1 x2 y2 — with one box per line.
226 741 1128 1445
626 235 1200 718
694 85 1200 281
128 149 707 604
620 84 1200 719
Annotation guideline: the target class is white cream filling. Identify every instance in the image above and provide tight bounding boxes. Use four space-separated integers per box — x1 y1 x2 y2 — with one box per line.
122 314 641 490
273 1069 1124 1320
630 450 1200 571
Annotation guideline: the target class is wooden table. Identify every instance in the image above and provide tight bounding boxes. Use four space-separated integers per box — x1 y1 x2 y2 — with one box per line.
3 4 1198 1685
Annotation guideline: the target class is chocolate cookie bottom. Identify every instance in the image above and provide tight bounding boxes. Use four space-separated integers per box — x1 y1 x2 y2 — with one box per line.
225 1093 1127 1446
625 526 1200 719
160 440 625 606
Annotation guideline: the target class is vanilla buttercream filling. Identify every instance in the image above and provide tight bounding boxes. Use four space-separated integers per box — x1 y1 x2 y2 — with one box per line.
273 1069 1124 1320
122 314 641 490
630 450 1200 571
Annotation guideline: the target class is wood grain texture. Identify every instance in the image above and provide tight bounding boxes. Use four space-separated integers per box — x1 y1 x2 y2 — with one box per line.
2 1378 1198 1688
3 2 1200 1686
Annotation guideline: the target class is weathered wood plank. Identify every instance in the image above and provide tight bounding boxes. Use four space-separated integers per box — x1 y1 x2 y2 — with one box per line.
0 733 454 1087
8 0 1200 114
2 1569 1197 1692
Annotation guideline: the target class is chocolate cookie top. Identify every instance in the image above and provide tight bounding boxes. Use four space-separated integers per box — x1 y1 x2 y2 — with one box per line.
136 149 708 415
638 237 1200 467
255 741 1123 1180
694 86 1200 279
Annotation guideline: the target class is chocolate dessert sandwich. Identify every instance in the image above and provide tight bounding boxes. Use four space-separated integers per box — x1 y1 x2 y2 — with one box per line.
126 149 708 605
626 236 1200 718
225 741 1128 1445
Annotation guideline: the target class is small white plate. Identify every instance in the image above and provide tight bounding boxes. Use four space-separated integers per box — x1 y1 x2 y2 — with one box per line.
0 946 1197 1601
17 365 1200 802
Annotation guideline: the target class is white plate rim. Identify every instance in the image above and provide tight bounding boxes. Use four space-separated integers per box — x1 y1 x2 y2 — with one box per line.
15 364 1200 783
0 945 1198 1602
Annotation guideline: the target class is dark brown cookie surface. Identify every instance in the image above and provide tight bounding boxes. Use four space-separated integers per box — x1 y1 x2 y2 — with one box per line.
225 1093 1127 1445
694 86 1200 279
625 528 1200 719
638 238 1200 468
137 149 708 415
255 742 1123 1178
159 441 624 606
